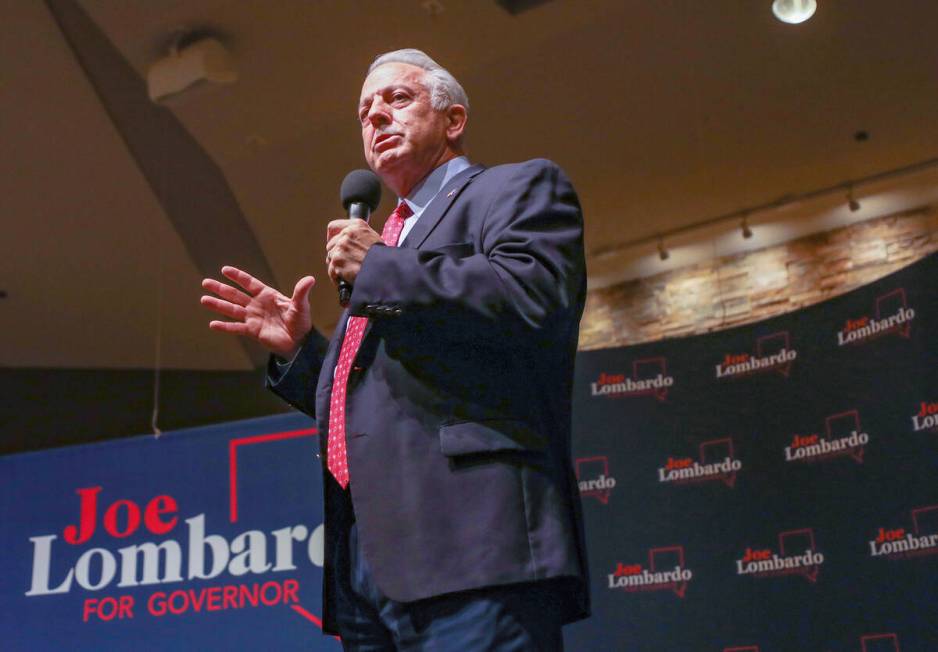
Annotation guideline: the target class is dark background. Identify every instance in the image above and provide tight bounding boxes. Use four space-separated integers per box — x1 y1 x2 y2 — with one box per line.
565 253 938 651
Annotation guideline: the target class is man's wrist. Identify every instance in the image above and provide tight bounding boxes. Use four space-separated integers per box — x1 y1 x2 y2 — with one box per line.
274 334 309 364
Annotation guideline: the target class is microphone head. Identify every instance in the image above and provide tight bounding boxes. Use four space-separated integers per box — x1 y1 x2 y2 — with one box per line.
340 169 382 212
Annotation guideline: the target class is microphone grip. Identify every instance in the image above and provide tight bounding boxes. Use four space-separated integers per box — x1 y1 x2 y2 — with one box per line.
337 202 372 306
338 282 352 306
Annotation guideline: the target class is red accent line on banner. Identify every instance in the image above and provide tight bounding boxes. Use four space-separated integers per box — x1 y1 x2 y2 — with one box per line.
229 428 318 523
292 604 341 641
291 603 325 628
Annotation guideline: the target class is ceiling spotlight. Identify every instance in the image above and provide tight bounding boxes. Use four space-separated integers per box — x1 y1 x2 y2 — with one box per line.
657 238 670 261
847 186 861 212
772 0 817 24
741 216 753 239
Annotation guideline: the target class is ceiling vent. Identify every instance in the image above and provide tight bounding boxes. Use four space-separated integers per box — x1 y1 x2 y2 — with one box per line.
147 35 237 102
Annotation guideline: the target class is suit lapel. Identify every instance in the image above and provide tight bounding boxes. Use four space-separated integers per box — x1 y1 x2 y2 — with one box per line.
399 164 485 250
352 165 486 370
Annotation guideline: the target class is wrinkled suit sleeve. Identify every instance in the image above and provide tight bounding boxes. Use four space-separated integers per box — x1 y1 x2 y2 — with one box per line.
264 328 330 417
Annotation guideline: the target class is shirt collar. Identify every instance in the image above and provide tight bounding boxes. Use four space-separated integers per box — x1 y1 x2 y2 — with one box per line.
401 156 471 217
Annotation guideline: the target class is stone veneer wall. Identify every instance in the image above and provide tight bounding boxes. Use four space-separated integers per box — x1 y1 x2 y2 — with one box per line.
579 207 938 350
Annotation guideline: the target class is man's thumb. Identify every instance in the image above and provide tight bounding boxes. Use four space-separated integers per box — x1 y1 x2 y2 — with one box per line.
291 276 316 305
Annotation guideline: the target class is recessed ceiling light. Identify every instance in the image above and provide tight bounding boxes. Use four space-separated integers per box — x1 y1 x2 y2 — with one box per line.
772 0 817 24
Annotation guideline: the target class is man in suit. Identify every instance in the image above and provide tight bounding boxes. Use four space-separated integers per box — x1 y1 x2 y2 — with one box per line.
201 49 588 651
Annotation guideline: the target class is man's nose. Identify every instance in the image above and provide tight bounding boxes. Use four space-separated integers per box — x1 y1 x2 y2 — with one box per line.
367 97 391 126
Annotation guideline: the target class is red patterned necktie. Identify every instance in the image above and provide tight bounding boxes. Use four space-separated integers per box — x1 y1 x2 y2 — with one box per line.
327 201 413 488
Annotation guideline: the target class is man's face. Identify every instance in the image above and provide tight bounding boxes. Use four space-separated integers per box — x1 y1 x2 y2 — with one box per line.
358 63 450 186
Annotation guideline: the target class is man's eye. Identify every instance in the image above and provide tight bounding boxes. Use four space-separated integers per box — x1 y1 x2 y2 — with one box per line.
392 93 408 102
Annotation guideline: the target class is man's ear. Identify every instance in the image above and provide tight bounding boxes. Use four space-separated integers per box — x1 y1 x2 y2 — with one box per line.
445 104 468 143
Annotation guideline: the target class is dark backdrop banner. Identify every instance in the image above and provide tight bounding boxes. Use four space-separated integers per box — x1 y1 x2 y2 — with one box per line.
0 413 341 651
564 252 938 652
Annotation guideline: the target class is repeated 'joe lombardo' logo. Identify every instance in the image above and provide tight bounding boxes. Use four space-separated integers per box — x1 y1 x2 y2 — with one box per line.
783 409 870 464
836 288 915 347
715 331 797 380
657 437 742 488
590 357 674 401
607 545 693 597
911 399 938 433
868 504 938 560
575 456 617 505
735 528 824 582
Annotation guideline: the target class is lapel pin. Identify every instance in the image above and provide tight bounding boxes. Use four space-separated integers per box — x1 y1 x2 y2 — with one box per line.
446 188 457 198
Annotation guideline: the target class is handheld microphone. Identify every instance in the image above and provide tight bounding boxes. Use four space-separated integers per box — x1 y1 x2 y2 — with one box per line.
337 169 382 306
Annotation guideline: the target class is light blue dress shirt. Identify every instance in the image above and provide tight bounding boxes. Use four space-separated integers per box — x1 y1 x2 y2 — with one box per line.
398 155 471 243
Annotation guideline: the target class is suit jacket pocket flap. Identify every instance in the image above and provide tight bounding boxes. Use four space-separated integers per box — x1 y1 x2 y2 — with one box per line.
439 420 547 456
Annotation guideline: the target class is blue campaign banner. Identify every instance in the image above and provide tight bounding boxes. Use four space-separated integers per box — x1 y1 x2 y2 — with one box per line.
0 412 341 651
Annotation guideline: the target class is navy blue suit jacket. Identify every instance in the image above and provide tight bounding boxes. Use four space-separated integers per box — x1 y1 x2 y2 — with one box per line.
268 158 589 632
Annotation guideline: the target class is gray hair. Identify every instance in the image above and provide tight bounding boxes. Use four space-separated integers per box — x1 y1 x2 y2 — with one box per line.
368 49 470 113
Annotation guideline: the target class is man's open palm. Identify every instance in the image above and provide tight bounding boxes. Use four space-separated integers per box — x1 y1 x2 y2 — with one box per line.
200 266 315 359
